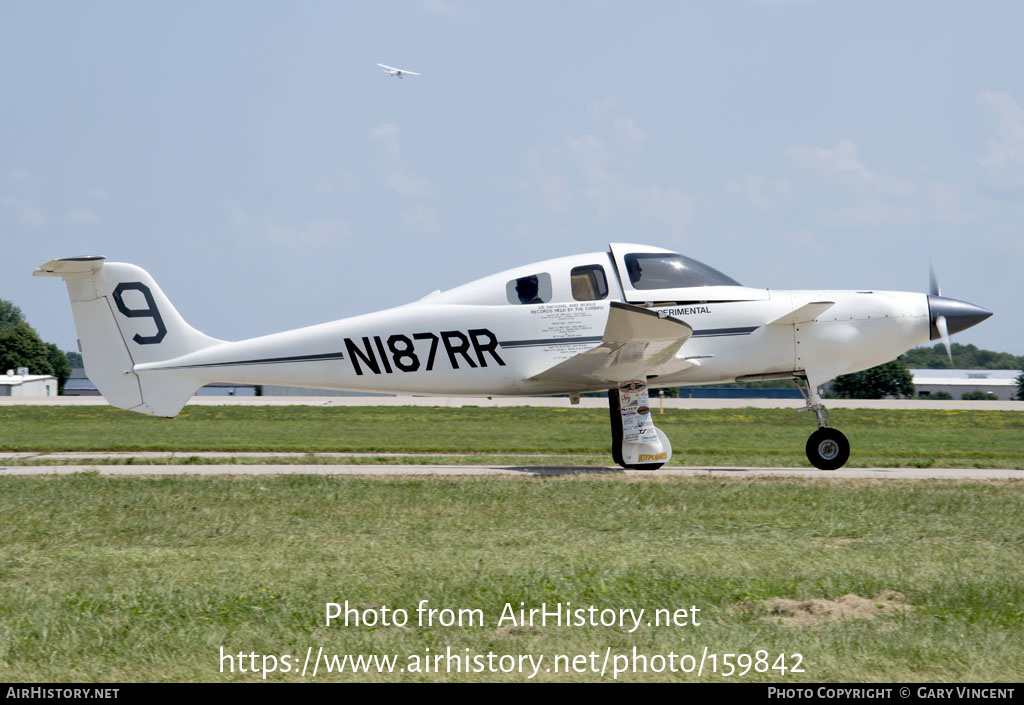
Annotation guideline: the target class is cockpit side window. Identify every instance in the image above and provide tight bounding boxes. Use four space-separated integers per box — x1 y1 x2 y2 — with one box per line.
570 265 609 301
506 273 552 304
623 253 741 289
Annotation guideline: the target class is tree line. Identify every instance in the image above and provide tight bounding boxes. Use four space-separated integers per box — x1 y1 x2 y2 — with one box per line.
0 299 78 393
831 346 1024 400
900 343 1024 370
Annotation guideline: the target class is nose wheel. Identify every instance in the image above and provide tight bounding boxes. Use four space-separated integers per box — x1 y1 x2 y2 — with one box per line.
796 374 850 470
805 427 850 470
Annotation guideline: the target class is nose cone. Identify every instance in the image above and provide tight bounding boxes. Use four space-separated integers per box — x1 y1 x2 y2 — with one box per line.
928 295 993 340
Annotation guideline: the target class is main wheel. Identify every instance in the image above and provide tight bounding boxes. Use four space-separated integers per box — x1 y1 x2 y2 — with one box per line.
608 387 625 467
805 428 850 470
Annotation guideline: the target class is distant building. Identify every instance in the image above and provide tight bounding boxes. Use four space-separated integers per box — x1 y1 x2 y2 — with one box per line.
675 387 803 399
195 383 258 396
0 369 58 397
64 368 100 396
261 386 391 397
911 369 1021 400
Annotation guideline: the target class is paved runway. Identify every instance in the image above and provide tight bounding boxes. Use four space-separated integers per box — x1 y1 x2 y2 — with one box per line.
2 395 1023 410
1 463 1019 479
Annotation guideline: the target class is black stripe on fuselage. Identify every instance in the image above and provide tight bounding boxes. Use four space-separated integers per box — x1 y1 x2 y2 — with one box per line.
690 326 759 338
498 326 758 349
498 336 604 349
152 351 346 370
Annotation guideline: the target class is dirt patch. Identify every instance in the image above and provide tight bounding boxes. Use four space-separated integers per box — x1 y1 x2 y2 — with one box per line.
756 590 908 627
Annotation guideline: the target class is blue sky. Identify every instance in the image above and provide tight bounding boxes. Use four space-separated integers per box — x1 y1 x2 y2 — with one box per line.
3 1 1022 356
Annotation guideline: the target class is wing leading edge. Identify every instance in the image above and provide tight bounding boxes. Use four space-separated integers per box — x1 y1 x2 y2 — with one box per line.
528 302 694 386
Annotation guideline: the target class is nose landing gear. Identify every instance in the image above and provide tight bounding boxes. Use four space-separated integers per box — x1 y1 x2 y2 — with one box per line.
796 376 850 470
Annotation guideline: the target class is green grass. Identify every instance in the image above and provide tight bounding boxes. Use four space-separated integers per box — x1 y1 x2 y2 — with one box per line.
0 475 1021 682
0 405 1022 468
1 406 1021 681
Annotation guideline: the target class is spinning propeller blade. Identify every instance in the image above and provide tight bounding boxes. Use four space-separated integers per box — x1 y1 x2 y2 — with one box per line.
926 265 992 367
929 264 951 365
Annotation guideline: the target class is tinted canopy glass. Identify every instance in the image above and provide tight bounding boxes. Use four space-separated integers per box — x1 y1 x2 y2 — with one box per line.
570 264 609 301
623 253 740 290
506 273 552 304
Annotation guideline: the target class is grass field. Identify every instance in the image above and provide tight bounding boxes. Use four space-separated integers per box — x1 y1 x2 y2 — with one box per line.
0 475 1021 682
1 405 1021 682
1 405 1023 468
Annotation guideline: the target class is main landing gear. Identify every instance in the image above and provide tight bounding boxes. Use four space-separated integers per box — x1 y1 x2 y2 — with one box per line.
608 380 672 470
796 376 850 471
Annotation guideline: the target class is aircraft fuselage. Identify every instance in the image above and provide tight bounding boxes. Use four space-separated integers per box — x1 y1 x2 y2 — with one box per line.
133 251 932 397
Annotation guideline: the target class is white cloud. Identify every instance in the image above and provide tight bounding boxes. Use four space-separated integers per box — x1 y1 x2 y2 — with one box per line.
421 0 457 16
312 174 356 195
586 96 618 125
226 203 350 248
821 202 919 227
66 209 99 225
786 138 872 179
386 171 429 197
726 174 795 210
781 138 924 227
979 91 1024 168
925 182 971 225
527 118 703 235
265 219 348 248
370 122 402 161
370 122 429 196
526 151 571 215
612 117 646 153
781 229 820 248
403 205 439 233
2 197 44 227
7 170 32 184
628 184 703 234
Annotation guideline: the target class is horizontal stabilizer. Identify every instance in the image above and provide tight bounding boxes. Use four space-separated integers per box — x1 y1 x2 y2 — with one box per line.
769 301 834 326
34 256 107 277
529 302 693 386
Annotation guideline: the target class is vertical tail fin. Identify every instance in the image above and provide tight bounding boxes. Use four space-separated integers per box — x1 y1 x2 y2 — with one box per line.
35 257 223 417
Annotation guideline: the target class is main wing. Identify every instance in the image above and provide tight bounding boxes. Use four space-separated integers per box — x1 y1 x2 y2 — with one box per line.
528 302 694 386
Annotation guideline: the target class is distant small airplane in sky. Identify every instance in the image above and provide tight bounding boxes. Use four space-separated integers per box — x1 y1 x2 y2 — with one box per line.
377 63 420 79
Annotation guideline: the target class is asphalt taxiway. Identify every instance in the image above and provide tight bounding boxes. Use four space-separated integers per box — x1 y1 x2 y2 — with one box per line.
0 461 1019 480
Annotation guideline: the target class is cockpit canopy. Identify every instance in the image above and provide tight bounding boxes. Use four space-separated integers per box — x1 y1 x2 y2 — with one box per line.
622 252 741 290
424 243 763 307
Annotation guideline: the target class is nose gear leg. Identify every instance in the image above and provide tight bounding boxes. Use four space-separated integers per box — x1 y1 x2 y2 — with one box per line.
795 374 849 471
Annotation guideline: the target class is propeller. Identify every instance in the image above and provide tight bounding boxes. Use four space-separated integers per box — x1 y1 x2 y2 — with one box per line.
928 263 952 366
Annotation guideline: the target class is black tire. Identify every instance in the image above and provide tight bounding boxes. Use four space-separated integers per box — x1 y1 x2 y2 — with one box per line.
805 428 850 470
608 387 625 467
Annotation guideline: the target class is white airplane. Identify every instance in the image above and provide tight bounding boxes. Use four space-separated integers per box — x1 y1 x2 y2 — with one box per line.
377 63 420 78
36 244 991 470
